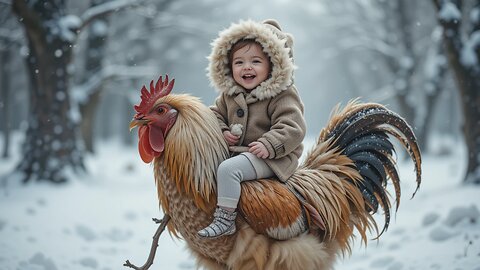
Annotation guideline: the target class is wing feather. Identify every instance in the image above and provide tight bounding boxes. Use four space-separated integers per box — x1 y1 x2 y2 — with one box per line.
239 179 305 239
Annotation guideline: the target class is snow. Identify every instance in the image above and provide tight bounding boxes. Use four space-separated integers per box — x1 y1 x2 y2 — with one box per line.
424 26 446 82
471 7 480 24
438 2 461 22
80 0 141 27
20 46 30 57
56 91 66 102
54 49 63 58
91 21 108 37
57 15 81 42
1 134 480 270
460 31 480 67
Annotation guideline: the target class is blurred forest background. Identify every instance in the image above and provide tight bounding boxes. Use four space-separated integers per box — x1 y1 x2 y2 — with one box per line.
0 0 479 184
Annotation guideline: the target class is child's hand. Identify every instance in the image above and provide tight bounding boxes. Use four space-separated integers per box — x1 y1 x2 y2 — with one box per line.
223 130 240 146
248 141 269 159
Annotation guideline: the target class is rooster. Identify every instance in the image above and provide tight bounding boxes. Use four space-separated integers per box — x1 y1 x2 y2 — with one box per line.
127 75 421 270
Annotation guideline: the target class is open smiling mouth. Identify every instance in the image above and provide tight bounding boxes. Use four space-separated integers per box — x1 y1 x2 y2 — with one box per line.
242 74 256 80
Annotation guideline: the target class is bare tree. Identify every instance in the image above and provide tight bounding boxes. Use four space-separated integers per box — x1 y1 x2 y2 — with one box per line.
432 0 480 184
316 0 441 150
0 6 23 159
77 0 109 153
75 0 180 152
418 27 448 149
11 0 144 183
12 0 83 183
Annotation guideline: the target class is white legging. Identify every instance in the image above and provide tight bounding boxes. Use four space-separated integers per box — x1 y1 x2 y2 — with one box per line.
217 152 275 209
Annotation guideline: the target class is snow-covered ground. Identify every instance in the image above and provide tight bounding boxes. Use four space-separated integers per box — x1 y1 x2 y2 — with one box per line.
1 134 479 270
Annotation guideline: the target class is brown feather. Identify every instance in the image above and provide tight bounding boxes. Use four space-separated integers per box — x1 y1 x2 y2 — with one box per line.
239 179 303 236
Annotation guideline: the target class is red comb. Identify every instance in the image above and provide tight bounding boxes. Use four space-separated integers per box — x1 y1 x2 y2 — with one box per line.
134 75 175 117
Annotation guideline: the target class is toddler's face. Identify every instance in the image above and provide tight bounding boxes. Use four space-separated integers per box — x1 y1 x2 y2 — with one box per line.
231 43 270 90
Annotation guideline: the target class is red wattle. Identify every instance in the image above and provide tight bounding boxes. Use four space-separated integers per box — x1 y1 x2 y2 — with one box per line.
138 126 154 163
149 124 165 153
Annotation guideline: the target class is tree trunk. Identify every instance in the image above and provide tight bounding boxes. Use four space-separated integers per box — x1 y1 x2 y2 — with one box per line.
79 90 102 153
79 0 109 153
418 35 447 149
378 1 419 155
12 0 84 183
433 0 480 184
1 48 11 158
393 0 417 132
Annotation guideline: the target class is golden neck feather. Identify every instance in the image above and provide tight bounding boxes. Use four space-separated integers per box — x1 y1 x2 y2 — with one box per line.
154 94 229 212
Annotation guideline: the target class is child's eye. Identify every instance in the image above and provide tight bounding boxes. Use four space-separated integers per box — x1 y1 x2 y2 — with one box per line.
234 60 243 65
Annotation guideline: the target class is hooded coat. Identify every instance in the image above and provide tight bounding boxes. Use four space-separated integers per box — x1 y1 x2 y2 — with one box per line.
208 19 306 182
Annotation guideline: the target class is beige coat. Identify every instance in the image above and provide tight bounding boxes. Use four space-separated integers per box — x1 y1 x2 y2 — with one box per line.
208 19 306 182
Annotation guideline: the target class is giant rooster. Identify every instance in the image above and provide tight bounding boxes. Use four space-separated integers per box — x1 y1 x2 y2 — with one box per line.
127 19 421 270
127 74 421 270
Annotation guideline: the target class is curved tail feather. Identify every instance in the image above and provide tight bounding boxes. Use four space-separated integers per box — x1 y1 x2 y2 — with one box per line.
296 100 422 249
324 102 422 194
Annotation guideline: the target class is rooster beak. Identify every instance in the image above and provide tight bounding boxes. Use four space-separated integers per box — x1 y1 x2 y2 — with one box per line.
129 118 150 131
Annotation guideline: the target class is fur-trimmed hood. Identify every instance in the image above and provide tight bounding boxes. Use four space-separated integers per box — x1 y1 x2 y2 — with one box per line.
208 19 295 100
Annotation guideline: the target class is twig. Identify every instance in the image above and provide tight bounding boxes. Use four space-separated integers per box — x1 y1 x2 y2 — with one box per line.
79 0 149 31
124 214 171 270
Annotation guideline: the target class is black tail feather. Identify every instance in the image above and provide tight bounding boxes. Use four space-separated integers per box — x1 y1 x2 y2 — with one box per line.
324 102 421 237
350 152 388 183
375 151 402 212
343 132 394 157
378 126 421 197
356 160 392 235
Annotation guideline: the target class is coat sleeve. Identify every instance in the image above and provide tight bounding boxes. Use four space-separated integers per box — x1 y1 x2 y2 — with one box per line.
209 93 230 132
257 87 306 159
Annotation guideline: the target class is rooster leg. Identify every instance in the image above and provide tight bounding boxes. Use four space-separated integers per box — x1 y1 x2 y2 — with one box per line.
124 214 171 270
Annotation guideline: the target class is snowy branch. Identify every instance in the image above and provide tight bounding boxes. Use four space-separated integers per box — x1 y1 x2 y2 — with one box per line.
438 2 462 23
433 1 480 69
310 2 404 61
79 0 149 31
72 65 160 104
153 14 217 35
317 33 400 61
364 84 397 103
345 36 401 59
461 31 480 66
0 28 23 43
0 31 22 50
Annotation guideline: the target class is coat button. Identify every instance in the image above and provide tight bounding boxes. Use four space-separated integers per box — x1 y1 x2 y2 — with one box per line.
236 109 244 117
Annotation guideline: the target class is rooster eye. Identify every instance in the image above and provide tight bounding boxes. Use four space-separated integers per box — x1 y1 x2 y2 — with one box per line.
157 107 166 114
